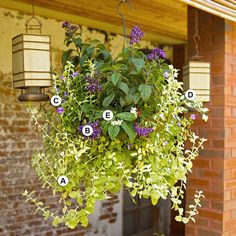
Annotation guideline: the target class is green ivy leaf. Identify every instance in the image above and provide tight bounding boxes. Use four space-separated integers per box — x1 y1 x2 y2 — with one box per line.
132 58 145 72
108 125 120 140
111 72 121 86
121 121 136 142
151 197 159 206
62 49 74 67
73 38 82 48
133 93 141 104
117 81 129 95
138 84 152 101
102 93 115 107
117 112 136 121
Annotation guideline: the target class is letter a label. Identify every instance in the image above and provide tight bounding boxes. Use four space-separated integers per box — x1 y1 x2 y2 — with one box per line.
58 175 69 187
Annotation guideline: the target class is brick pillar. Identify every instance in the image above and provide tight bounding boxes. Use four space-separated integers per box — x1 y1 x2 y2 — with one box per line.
186 6 236 236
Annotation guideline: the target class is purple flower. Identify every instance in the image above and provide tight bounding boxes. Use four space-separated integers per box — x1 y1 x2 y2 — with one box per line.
60 75 64 80
62 22 70 28
164 71 169 79
130 26 144 45
56 87 60 93
163 141 168 146
79 121 102 140
63 92 68 97
85 76 102 93
178 122 181 127
57 107 64 114
190 114 196 120
72 71 79 78
147 48 166 61
62 22 78 37
134 123 154 137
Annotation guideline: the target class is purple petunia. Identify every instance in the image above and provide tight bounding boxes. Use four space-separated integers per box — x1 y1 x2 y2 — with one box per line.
57 107 64 114
85 76 102 93
134 123 154 137
72 71 79 78
79 121 102 140
190 114 196 120
164 71 169 79
62 22 78 37
147 48 166 61
130 26 144 45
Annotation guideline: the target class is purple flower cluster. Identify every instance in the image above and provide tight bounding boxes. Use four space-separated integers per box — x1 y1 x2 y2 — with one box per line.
57 107 64 114
85 76 102 93
62 22 78 37
79 121 102 140
134 123 154 137
130 26 144 45
147 48 166 60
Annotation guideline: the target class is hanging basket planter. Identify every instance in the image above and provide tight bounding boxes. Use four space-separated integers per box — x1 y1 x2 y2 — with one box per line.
23 23 208 229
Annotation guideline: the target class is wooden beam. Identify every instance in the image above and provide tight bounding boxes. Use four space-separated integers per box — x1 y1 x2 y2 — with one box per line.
180 0 236 22
0 0 186 44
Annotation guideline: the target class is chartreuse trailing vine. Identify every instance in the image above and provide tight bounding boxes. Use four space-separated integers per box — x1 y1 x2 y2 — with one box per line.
23 23 208 229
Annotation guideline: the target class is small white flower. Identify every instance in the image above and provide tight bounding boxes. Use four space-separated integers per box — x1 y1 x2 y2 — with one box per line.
168 64 174 70
202 114 208 122
130 107 137 114
111 119 123 126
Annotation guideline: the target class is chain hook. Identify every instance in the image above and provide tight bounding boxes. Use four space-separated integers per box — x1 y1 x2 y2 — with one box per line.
117 0 132 47
25 0 42 34
191 9 203 61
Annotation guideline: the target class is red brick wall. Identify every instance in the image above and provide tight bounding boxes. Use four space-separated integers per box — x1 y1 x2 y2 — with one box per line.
0 71 119 235
186 7 236 236
223 19 236 236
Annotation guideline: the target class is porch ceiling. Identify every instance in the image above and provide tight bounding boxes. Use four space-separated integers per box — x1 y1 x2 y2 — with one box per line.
0 0 187 45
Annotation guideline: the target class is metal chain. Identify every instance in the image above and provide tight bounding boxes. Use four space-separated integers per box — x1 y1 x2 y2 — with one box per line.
116 0 132 47
193 9 201 57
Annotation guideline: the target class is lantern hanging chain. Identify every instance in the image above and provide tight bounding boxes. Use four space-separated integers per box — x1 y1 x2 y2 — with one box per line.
32 0 36 17
116 0 132 47
193 9 201 57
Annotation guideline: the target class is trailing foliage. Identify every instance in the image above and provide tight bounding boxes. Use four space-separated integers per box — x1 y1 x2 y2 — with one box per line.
24 23 208 229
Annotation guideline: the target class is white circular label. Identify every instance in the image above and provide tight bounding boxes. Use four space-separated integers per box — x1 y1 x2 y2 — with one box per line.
185 89 196 100
51 95 62 106
102 110 113 121
82 125 93 136
57 175 68 186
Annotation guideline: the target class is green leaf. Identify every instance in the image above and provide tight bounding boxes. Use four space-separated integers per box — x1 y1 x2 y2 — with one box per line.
138 84 152 101
111 73 121 86
81 104 95 113
133 93 141 104
121 121 136 142
117 112 136 121
175 215 182 222
108 125 120 140
151 197 158 206
132 58 145 72
119 97 126 107
74 38 82 48
62 49 74 67
102 93 115 107
117 81 129 95
125 94 133 104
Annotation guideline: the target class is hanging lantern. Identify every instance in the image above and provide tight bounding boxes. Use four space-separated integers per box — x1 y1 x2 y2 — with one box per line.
183 9 210 102
12 14 51 102
183 61 210 102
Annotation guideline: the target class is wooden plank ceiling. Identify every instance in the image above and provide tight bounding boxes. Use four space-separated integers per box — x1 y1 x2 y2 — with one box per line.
0 0 187 44
179 0 236 22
